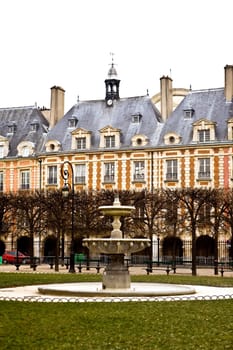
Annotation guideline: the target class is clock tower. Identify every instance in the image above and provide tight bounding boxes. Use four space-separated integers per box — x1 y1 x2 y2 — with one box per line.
105 55 120 106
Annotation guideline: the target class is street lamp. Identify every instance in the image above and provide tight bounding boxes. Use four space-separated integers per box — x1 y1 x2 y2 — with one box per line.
61 161 75 273
157 233 160 266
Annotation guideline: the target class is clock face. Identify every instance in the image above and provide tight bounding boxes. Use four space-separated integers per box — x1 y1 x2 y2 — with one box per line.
107 99 113 106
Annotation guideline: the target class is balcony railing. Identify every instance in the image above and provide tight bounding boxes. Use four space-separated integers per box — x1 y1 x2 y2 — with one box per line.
166 173 178 180
47 177 57 185
198 172 211 179
133 174 145 181
104 175 115 182
75 176 86 184
20 184 30 190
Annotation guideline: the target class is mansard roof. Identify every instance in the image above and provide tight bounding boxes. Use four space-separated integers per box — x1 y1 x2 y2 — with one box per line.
159 88 233 145
0 106 49 156
45 96 163 151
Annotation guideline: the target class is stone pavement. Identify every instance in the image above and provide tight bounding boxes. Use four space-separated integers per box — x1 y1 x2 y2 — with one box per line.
1 263 233 302
0 263 233 277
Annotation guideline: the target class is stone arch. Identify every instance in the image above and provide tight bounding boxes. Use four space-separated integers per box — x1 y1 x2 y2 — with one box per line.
17 236 30 255
196 235 214 257
0 240 5 255
75 237 88 256
43 236 57 258
162 236 183 261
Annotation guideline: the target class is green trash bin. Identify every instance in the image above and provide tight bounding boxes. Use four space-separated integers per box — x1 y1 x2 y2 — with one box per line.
0 256 2 265
75 253 85 263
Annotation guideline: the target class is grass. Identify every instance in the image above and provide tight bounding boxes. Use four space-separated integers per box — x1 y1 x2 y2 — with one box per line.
0 273 233 349
1 272 233 288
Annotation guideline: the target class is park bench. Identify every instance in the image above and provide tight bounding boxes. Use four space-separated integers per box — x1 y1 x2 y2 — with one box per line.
145 262 172 275
76 259 104 274
14 256 39 271
218 262 233 277
145 266 171 275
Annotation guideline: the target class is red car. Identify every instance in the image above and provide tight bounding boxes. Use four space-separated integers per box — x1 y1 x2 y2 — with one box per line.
2 251 30 264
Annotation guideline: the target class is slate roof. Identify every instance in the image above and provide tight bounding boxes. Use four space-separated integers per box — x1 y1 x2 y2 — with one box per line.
45 96 163 152
0 106 49 157
158 88 233 146
2 87 233 158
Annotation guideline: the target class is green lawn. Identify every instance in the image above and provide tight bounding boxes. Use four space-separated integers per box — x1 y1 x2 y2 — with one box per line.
0 273 233 350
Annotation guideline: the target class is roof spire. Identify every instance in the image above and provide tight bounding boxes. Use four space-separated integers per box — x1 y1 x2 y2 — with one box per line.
107 52 118 79
105 53 120 103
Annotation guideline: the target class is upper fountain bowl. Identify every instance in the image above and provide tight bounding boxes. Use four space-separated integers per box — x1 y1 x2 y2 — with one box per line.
99 205 135 217
99 195 135 217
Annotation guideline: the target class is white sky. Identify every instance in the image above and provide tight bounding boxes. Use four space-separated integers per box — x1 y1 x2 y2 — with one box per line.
0 0 232 112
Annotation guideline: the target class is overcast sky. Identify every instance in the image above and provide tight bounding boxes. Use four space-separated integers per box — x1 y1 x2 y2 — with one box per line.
0 0 232 112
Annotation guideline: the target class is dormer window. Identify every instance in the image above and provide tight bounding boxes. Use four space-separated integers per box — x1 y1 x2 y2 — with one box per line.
198 129 210 142
99 126 121 148
68 116 78 128
183 109 194 119
0 136 9 158
131 113 142 123
164 132 181 145
17 141 35 157
22 146 30 157
71 128 91 150
105 135 115 148
227 118 233 140
192 119 216 142
77 137 86 150
45 140 61 152
8 123 16 134
0 146 3 158
131 134 148 147
30 122 39 132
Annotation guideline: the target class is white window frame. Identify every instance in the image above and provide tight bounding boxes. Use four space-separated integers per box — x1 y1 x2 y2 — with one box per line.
105 135 115 148
47 166 57 185
198 158 210 179
76 137 86 150
20 170 30 190
0 145 4 158
133 161 145 181
198 129 210 142
74 164 86 184
104 162 115 182
166 159 178 180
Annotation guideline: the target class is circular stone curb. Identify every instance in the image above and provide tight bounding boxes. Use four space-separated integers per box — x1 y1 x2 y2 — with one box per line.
38 282 196 297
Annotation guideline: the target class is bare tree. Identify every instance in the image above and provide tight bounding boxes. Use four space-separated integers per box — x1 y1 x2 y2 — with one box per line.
208 188 228 274
167 188 212 276
43 190 70 271
10 190 46 261
0 193 12 253
0 193 11 234
132 189 167 270
222 189 233 260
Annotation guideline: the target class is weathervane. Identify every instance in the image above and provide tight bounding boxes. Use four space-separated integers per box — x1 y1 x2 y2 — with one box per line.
110 52 115 67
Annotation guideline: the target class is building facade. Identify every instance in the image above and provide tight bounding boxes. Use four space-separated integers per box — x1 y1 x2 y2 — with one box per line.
0 64 233 262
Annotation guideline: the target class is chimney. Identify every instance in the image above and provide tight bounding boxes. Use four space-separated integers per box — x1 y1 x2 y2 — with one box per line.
50 86 65 127
224 65 233 102
160 76 173 121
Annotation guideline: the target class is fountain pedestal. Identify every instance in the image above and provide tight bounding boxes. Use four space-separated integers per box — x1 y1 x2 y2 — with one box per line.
83 196 151 291
102 254 130 289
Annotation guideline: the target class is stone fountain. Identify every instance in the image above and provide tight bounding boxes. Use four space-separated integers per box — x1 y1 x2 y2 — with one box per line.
82 195 151 290
37 196 196 298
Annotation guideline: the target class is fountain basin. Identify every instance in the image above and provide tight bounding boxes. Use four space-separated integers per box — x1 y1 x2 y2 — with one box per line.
83 238 150 254
38 282 196 297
